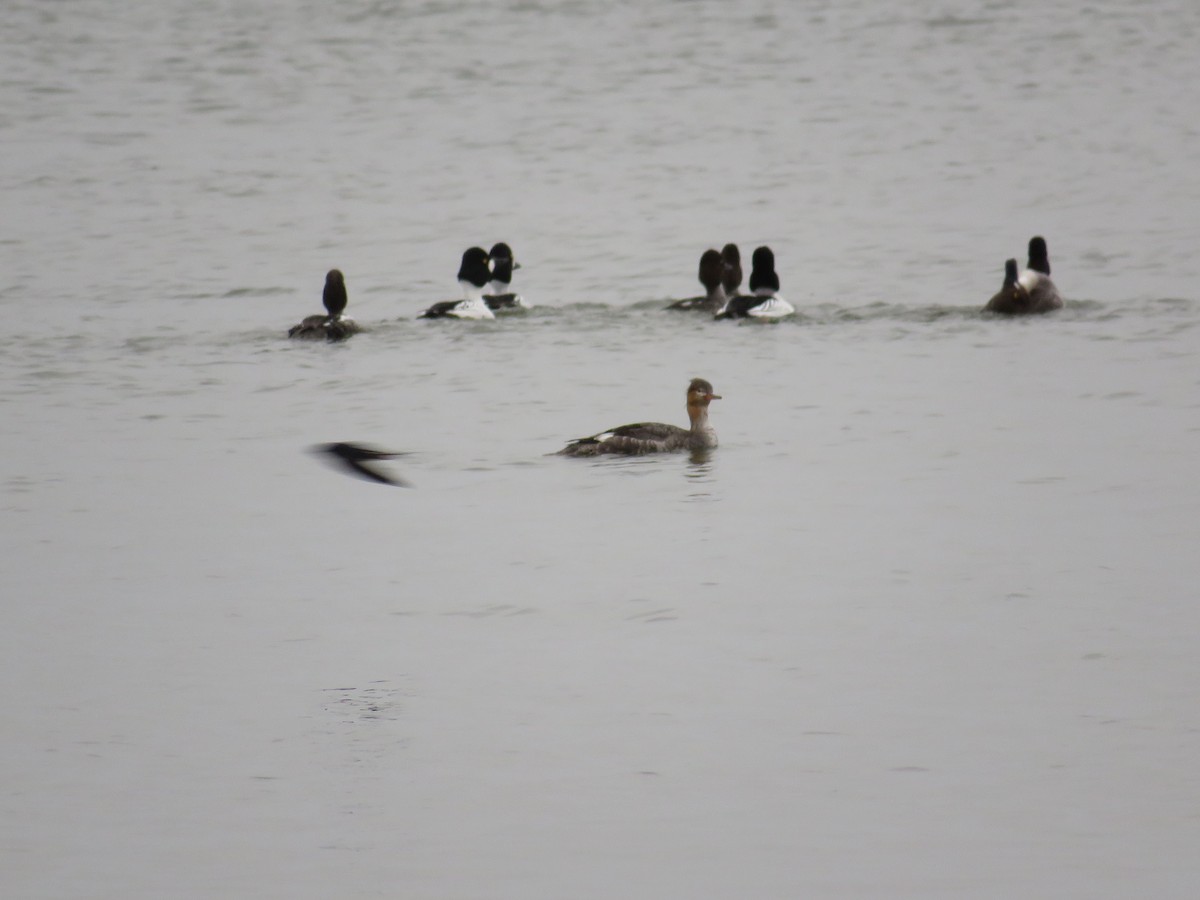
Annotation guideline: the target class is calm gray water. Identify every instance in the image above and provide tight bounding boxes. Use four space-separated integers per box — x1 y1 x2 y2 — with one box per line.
4 1 1200 897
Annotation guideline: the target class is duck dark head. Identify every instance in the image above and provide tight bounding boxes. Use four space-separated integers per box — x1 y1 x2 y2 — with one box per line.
748 245 780 294
1027 236 1051 275
698 249 724 292
983 257 1032 315
458 247 492 288
1003 258 1019 286
488 242 519 266
720 243 742 295
488 242 519 284
323 269 347 318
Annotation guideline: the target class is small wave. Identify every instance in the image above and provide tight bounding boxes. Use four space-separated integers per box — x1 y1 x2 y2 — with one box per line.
223 286 294 298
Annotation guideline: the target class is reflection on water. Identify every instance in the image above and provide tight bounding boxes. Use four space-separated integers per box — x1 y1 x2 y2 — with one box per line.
573 453 690 476
684 449 717 501
686 448 714 470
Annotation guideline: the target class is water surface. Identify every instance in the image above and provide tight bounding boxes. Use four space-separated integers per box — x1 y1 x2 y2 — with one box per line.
3 1 1200 897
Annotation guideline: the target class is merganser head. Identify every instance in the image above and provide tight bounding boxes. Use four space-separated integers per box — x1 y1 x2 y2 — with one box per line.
720 243 742 295
1002 258 1019 287
458 247 492 288
697 249 724 292
1027 236 1051 276
687 378 721 406
323 269 347 318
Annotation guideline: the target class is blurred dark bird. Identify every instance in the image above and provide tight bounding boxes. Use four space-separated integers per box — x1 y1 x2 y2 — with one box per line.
312 442 410 487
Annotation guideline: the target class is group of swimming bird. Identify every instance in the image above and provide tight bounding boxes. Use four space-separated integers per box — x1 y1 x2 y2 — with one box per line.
664 243 796 318
299 235 1063 483
290 234 1062 341
287 242 526 340
665 235 1063 319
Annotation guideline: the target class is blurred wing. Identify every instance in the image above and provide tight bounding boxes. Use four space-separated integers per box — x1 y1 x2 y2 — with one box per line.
313 443 410 487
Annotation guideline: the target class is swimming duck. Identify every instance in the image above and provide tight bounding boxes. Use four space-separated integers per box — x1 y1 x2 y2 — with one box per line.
288 269 362 341
556 378 721 457
983 258 1032 314
483 242 528 311
1017 235 1063 312
418 247 495 319
666 249 727 312
312 442 409 487
715 246 796 319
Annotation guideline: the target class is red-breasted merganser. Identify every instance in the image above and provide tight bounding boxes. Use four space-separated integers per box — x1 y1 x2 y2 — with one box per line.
288 269 362 341
418 247 495 320
484 242 528 311
312 442 409 486
715 246 796 319
1016 235 1063 312
666 249 727 312
556 378 721 456
983 258 1032 314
